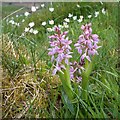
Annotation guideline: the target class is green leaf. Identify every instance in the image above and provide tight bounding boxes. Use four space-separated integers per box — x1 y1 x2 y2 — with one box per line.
102 70 118 78
91 77 112 92
61 90 75 116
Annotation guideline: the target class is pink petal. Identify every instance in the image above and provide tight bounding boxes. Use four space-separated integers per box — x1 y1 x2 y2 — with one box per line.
86 56 91 62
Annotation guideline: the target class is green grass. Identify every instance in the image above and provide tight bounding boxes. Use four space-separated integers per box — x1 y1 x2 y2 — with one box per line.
2 4 25 18
1 2 119 118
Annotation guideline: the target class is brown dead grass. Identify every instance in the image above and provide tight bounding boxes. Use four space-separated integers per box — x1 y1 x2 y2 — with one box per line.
1 34 61 118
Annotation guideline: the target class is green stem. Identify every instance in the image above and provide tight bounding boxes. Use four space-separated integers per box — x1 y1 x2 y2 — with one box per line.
81 73 89 101
81 60 93 102
59 64 74 100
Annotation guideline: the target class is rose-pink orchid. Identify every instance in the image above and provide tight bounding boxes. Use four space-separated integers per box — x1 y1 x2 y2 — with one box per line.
48 26 72 75
74 23 101 62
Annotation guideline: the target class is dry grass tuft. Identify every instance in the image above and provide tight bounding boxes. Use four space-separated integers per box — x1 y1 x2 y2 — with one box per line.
2 34 61 118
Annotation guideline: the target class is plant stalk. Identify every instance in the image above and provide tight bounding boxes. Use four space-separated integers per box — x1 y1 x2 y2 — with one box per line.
59 64 74 100
81 60 93 102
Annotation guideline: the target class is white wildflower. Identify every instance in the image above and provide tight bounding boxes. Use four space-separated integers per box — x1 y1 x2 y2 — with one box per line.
24 27 29 32
24 12 30 16
29 22 35 28
49 7 54 12
11 20 15 25
16 15 19 17
41 4 45 8
36 6 39 9
64 18 70 23
77 19 82 23
68 13 73 18
33 30 38 34
102 8 106 14
47 28 53 32
80 15 83 19
88 15 92 18
49 20 54 25
58 24 63 28
63 22 69 28
29 28 34 33
77 4 80 8
95 11 99 17
42 21 46 26
73 16 77 20
9 20 14 24
31 6 36 12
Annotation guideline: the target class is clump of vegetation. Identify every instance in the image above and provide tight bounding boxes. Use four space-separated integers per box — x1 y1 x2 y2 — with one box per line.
1 2 120 119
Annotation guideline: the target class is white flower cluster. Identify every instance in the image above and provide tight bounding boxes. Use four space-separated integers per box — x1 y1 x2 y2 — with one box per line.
21 4 107 37
41 19 55 26
24 22 38 35
45 5 106 34
31 6 39 12
87 8 106 19
9 20 20 26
